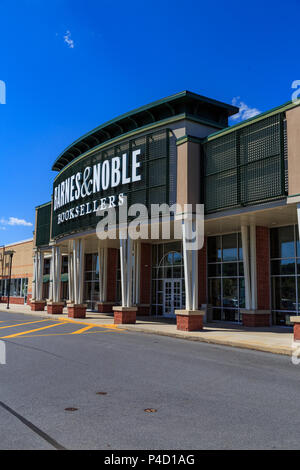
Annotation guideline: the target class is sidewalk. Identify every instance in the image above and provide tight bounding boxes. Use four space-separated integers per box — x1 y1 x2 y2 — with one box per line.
0 304 295 356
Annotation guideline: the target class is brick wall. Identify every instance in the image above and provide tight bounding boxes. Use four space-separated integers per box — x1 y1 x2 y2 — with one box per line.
198 237 207 306
140 243 151 305
256 226 270 310
106 248 118 302
0 296 25 305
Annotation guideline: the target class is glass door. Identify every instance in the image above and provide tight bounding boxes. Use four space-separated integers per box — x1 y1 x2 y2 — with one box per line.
163 279 182 317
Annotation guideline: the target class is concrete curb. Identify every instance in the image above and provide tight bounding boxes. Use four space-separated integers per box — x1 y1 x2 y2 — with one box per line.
0 307 293 356
119 325 293 356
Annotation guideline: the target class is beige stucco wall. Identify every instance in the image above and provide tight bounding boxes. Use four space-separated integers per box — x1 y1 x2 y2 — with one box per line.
176 140 201 209
0 239 33 292
286 105 300 197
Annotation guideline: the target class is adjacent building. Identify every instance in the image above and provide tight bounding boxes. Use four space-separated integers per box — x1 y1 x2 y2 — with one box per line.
0 239 33 305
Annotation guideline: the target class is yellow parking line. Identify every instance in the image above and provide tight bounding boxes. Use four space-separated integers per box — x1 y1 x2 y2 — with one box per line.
1 322 66 339
0 319 49 330
71 325 94 335
13 330 119 338
63 318 120 330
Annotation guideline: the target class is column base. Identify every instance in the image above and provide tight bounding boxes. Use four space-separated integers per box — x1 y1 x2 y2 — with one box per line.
97 302 114 313
175 310 205 331
47 302 65 315
241 309 270 327
113 306 137 324
290 317 300 341
30 300 46 311
67 304 87 318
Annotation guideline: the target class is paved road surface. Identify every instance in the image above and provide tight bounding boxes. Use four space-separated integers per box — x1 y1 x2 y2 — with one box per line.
0 311 299 450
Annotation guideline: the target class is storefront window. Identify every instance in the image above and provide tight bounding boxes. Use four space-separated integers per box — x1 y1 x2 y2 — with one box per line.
208 233 244 322
270 225 300 325
151 242 185 316
0 277 28 298
84 253 100 310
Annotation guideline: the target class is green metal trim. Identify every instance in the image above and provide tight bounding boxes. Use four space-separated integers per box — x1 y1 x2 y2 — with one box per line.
53 113 220 182
53 115 183 181
176 135 204 146
52 90 236 171
53 114 224 183
203 100 300 143
35 201 51 210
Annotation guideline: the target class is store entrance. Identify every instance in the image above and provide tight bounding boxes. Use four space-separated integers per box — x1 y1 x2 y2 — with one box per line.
163 279 182 317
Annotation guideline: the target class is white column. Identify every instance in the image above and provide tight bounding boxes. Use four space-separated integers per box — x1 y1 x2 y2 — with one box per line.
78 239 85 305
297 204 300 241
50 246 61 302
36 250 44 301
250 224 257 311
68 251 74 303
72 239 85 305
98 245 108 303
182 219 198 311
73 240 78 304
50 246 55 301
241 225 251 310
32 253 37 300
119 237 136 308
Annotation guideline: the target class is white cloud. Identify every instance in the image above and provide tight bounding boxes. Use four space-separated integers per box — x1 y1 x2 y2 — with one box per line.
230 97 261 122
0 217 33 227
64 30 74 49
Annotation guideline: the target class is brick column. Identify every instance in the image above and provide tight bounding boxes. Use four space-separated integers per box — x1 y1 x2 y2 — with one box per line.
98 248 118 313
256 226 270 311
138 243 151 316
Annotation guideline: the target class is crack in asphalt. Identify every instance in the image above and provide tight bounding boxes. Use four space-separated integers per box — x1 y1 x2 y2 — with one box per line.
0 400 66 450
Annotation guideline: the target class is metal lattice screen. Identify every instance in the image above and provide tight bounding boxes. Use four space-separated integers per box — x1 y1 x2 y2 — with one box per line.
36 203 51 247
52 129 170 239
204 113 286 213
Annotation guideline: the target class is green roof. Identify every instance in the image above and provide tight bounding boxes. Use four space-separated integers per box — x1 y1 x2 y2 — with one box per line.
52 90 238 172
203 99 300 143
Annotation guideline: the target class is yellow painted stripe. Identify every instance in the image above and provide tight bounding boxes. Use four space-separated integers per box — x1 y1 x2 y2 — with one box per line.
0 319 50 330
11 330 123 338
1 322 66 339
64 319 120 330
71 325 94 335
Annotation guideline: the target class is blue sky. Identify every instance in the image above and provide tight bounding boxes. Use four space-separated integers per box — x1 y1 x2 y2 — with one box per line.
0 0 299 244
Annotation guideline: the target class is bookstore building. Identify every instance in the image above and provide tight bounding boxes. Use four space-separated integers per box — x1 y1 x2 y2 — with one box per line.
3 91 300 331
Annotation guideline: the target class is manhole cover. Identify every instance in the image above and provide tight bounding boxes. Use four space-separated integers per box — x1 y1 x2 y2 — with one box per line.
96 392 107 395
65 407 78 412
144 408 157 413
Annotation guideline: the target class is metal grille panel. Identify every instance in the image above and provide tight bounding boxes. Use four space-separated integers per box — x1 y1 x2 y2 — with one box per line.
36 203 51 247
204 113 286 213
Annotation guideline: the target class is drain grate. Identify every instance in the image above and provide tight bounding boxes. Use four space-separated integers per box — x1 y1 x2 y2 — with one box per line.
144 408 157 413
96 392 107 395
65 407 78 412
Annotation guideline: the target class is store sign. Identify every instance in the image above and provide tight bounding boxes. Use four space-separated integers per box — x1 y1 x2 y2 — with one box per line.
51 129 169 239
53 149 142 225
